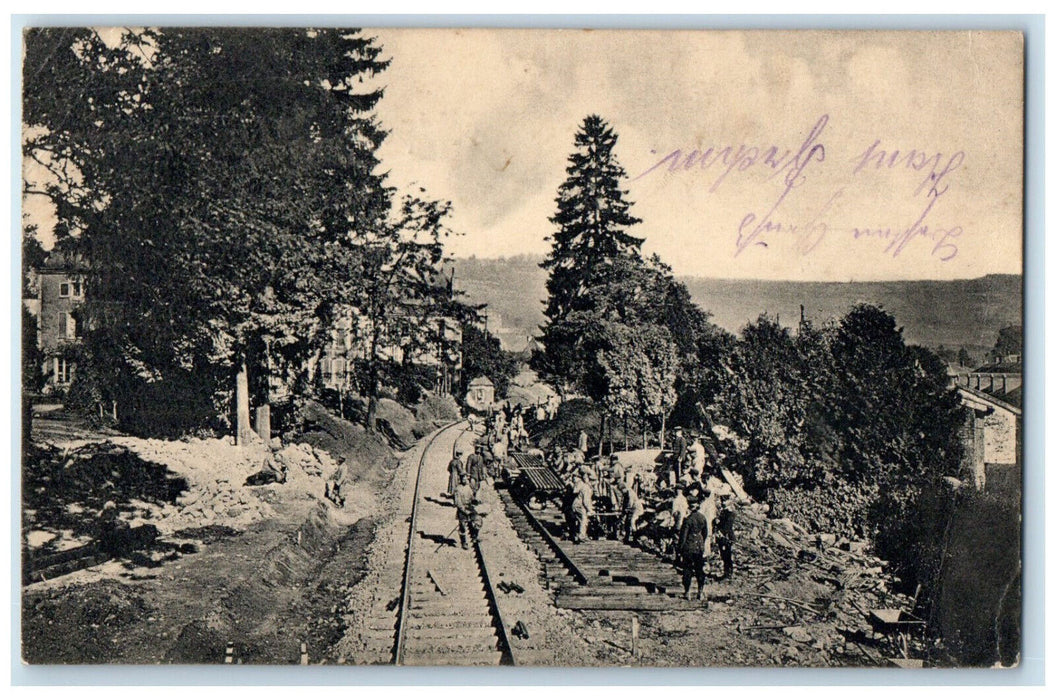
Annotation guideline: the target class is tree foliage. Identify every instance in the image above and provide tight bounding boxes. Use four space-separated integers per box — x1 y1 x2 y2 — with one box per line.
535 115 728 446
460 323 517 400
712 304 966 545
991 324 1023 359
23 28 455 436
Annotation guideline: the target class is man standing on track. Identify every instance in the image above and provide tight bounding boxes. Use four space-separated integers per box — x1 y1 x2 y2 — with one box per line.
446 449 466 498
453 473 477 550
570 470 594 544
466 443 487 494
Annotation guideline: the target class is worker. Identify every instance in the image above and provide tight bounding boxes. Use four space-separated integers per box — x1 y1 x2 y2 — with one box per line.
609 454 627 489
677 491 712 602
466 443 487 494
446 449 466 498
577 429 589 456
570 471 594 544
621 476 645 544
715 493 737 580
671 485 690 533
671 426 689 479
683 467 708 501
452 473 477 550
688 433 708 474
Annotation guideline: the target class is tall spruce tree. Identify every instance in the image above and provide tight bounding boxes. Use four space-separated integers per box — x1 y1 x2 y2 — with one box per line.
536 115 643 394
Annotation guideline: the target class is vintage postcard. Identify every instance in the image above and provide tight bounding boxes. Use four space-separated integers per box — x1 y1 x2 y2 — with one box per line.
20 27 1023 668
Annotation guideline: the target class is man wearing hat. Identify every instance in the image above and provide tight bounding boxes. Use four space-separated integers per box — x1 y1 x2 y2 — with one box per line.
570 470 594 544
453 473 477 549
466 442 487 495
671 426 689 480
446 448 466 498
609 454 627 489
677 490 712 602
715 493 737 580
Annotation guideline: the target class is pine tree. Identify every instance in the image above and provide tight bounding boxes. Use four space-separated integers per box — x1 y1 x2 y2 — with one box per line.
542 115 643 320
536 115 642 392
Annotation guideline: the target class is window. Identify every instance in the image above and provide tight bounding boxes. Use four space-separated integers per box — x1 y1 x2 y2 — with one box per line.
58 312 76 339
54 357 72 384
59 280 83 298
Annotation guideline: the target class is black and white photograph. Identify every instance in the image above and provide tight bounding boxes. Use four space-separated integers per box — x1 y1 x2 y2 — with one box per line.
19 26 1024 669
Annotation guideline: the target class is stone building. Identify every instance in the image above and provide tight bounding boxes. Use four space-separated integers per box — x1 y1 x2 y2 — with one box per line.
25 251 86 391
957 386 1021 492
464 376 495 411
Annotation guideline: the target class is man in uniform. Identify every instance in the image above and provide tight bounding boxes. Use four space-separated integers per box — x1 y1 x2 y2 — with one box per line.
446 449 466 498
570 470 594 544
670 485 690 534
676 492 712 602
621 475 644 544
609 454 627 489
670 426 689 480
466 443 487 494
453 473 477 549
715 493 737 580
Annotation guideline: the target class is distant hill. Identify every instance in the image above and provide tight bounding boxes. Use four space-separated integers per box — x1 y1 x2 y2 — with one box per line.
451 255 1022 356
681 275 1023 355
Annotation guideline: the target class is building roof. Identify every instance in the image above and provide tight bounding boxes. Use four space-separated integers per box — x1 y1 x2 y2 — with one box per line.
972 362 1023 374
958 385 1022 416
40 250 88 272
468 376 494 388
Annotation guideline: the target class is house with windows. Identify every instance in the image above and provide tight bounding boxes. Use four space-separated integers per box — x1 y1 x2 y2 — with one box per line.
317 268 463 397
24 251 86 391
950 354 1023 493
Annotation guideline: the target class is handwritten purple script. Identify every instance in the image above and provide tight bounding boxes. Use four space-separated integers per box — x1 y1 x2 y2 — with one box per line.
633 115 967 262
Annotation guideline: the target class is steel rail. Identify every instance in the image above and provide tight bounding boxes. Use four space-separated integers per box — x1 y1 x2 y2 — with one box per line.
393 420 483 665
511 493 590 585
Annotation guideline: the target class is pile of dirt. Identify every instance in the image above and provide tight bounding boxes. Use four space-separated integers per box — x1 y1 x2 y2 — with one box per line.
294 401 400 520
22 580 154 663
412 393 461 437
23 431 355 559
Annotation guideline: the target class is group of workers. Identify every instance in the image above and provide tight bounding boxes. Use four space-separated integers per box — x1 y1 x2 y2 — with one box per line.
487 404 530 456
444 416 740 602
445 441 492 549
547 425 740 601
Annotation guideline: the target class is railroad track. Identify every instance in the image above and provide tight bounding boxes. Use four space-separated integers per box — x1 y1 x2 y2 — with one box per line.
371 421 517 666
497 487 704 612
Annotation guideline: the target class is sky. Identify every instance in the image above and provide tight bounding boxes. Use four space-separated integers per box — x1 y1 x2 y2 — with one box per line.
22 29 1024 282
368 29 1023 281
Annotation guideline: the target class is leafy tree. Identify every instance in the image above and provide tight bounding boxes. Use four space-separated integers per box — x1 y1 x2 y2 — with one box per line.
712 305 965 543
349 193 459 432
22 226 46 297
957 346 975 368
461 322 517 399
597 322 680 442
992 324 1023 360
23 28 393 438
826 305 964 491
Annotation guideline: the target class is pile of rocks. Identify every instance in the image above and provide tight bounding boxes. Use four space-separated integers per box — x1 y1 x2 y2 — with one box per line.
730 501 920 665
121 436 339 535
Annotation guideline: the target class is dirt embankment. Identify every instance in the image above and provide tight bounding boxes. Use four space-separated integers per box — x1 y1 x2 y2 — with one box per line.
22 401 413 664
